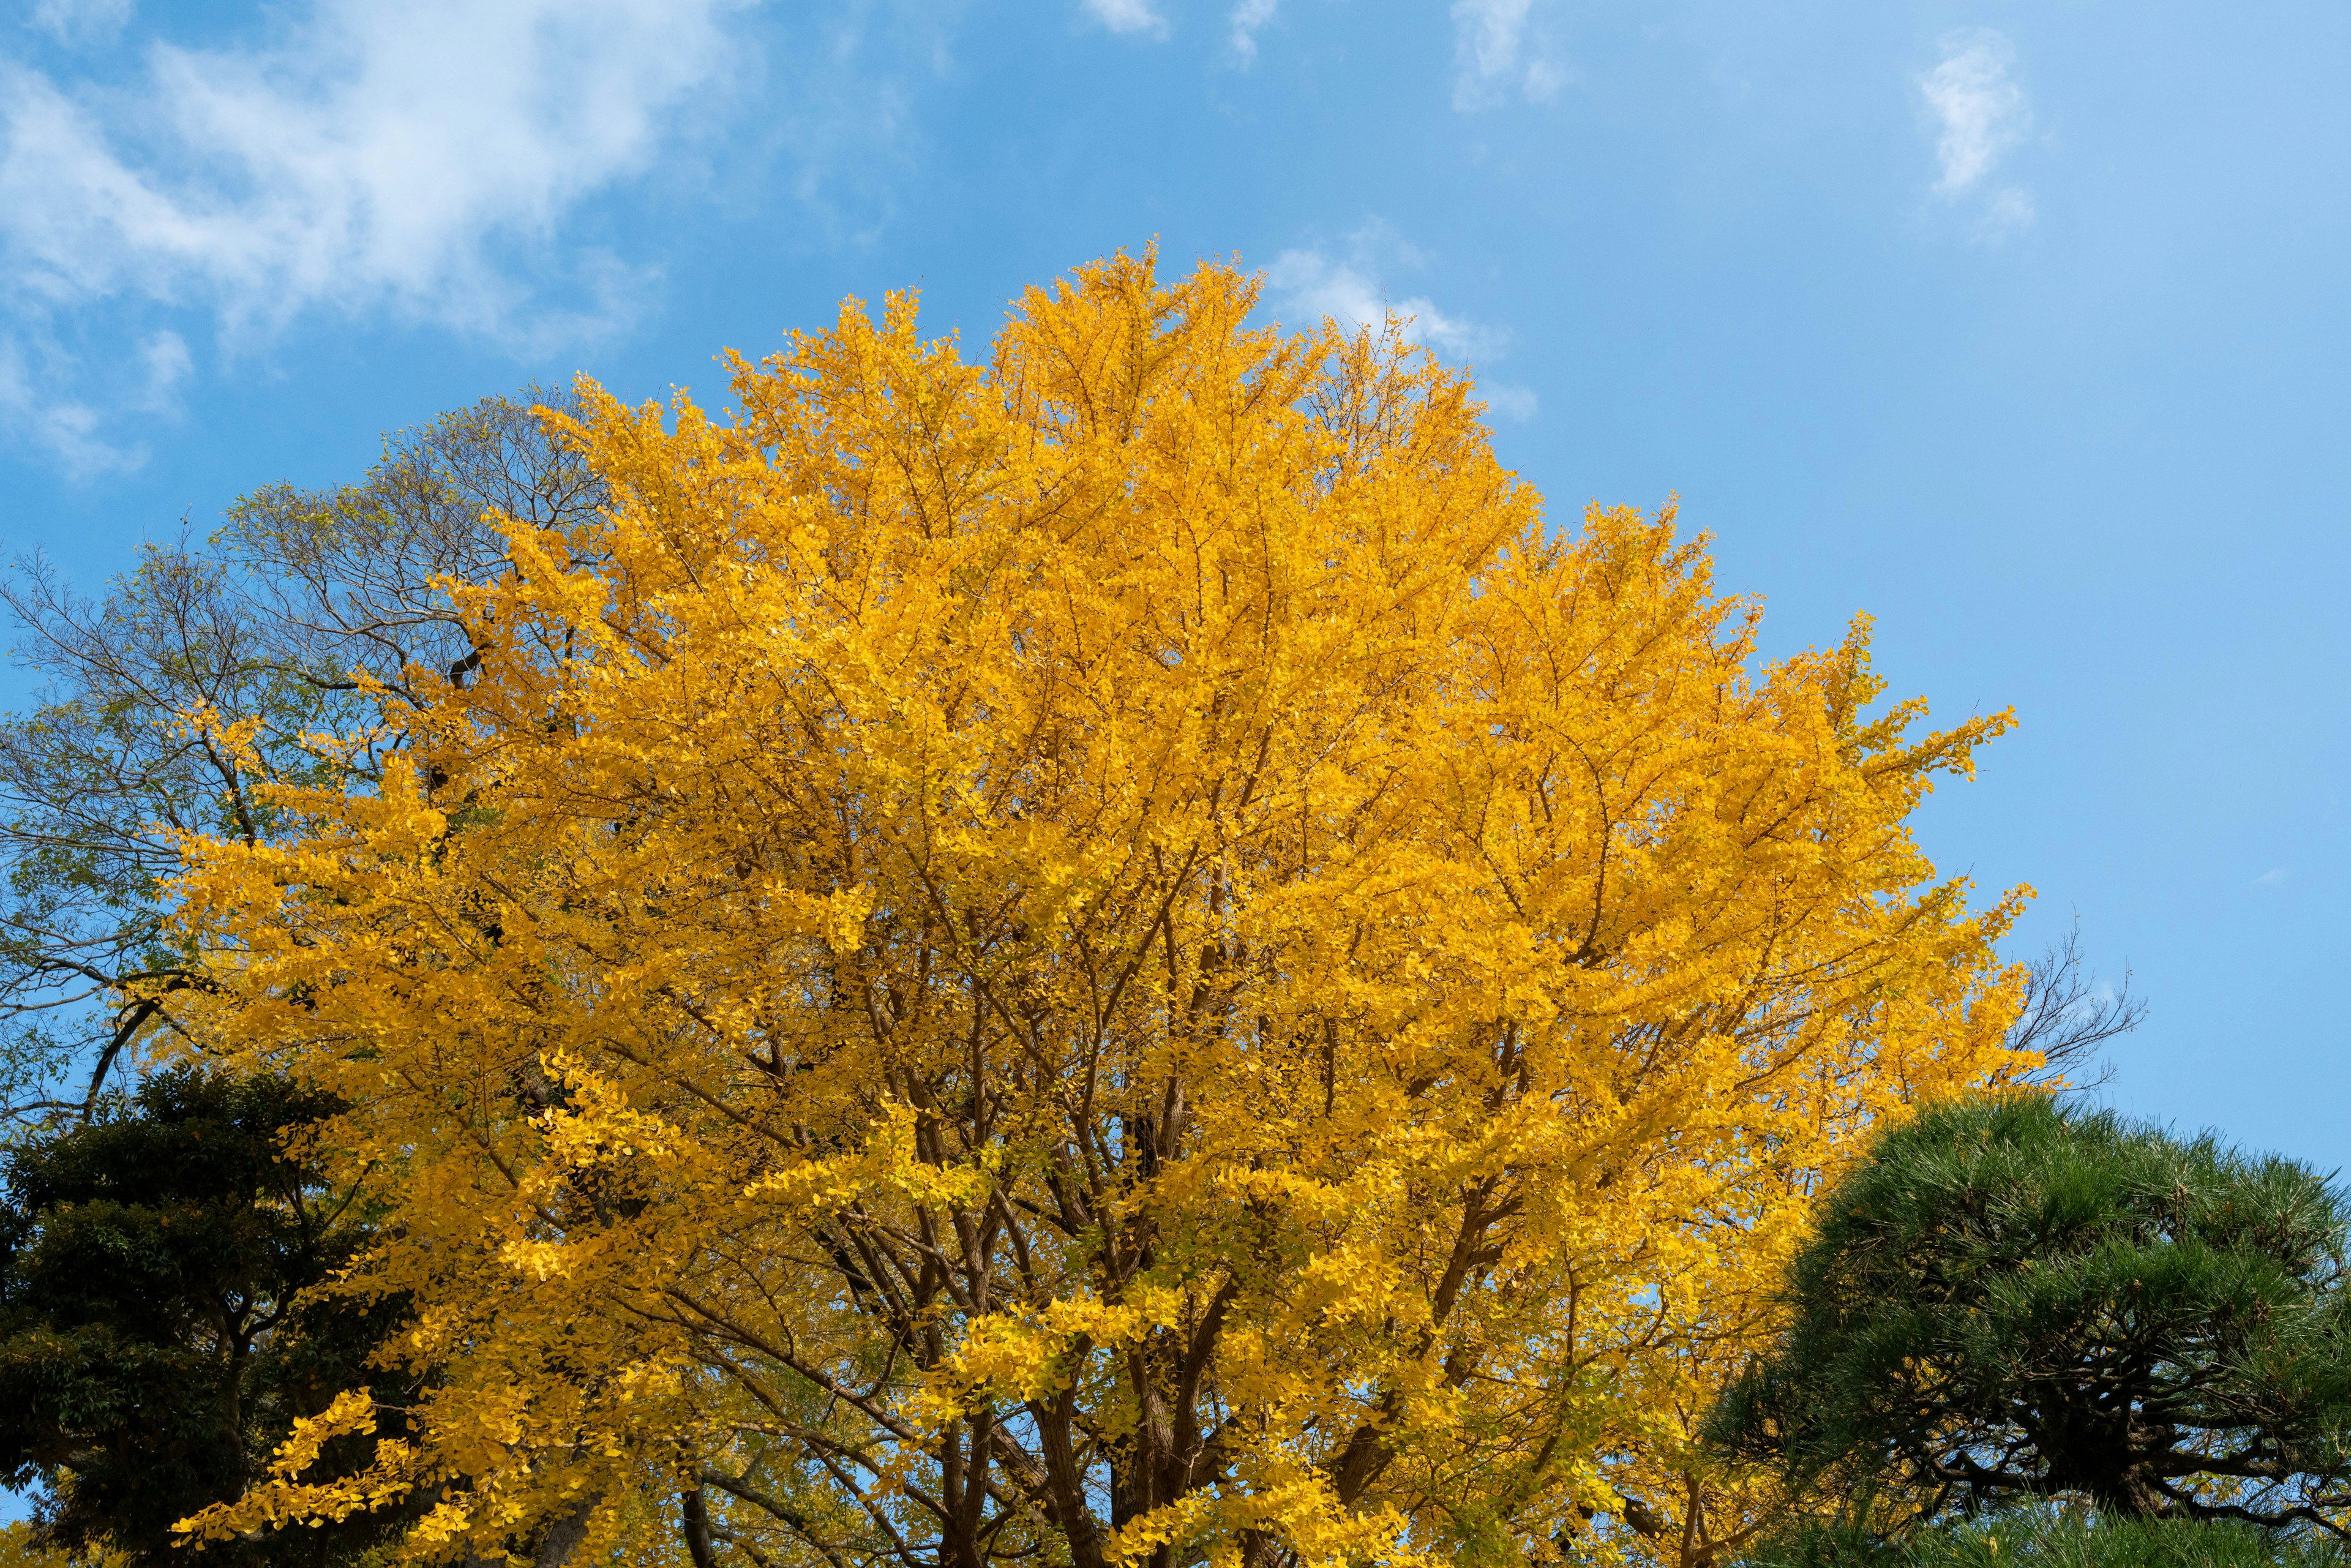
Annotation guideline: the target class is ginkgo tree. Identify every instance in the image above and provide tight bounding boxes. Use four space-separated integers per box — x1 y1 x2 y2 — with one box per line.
167 251 2039 1568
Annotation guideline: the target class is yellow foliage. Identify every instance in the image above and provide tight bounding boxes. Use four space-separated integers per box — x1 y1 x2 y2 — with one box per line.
6 1520 144 1568
166 250 2032 1568
0 1523 124 1568
175 1389 415 1545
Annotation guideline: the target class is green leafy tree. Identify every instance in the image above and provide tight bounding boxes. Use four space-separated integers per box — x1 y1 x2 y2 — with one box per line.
1711 1095 2351 1532
0 390 602 1127
0 1067 402 1566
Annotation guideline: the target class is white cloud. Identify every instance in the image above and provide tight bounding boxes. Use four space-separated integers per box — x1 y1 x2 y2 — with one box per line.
1265 239 1535 416
0 325 184 473
1482 380 1538 422
0 361 110 477
0 1 738 342
1922 30 2025 195
1982 186 2034 236
1229 0 1276 64
1921 28 2033 233
132 328 187 411
2253 867 2290 888
1082 0 1166 39
1450 0 1562 112
27 0 133 48
1263 224 1517 393
1267 249 1494 361
0 0 763 471
0 330 173 475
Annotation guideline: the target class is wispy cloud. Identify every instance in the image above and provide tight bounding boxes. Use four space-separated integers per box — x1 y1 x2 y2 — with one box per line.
1229 0 1277 64
0 326 185 477
1263 223 1535 420
1 1 738 341
0 0 758 470
2252 867 2290 888
751 6 954 248
0 348 113 478
26 0 133 48
1921 28 2033 237
1081 0 1167 39
1450 0 1563 112
1482 381 1538 421
132 329 189 412
1267 243 1494 360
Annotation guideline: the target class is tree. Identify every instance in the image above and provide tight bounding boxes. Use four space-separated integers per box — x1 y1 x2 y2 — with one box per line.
168 250 2039 1568
1743 1513 2351 1568
0 1520 127 1567
1709 1095 2351 1534
0 390 604 1130
0 1067 405 1566
1998 930 2141 1093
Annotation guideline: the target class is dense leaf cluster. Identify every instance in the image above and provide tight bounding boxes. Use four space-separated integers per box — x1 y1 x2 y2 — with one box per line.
0 1068 402 1566
1745 1514 2351 1568
1712 1097 2351 1531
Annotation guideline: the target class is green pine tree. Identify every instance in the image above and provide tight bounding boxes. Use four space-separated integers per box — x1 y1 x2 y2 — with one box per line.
1711 1095 2351 1532
0 1068 406 1565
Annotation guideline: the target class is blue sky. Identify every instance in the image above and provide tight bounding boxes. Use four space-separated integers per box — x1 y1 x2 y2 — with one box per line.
0 0 2345 1182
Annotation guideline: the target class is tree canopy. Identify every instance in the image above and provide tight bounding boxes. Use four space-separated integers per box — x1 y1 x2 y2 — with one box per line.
0 1067 402 1566
1711 1095 2351 1534
155 250 2042 1568
0 389 601 1130
1743 1513 2351 1568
